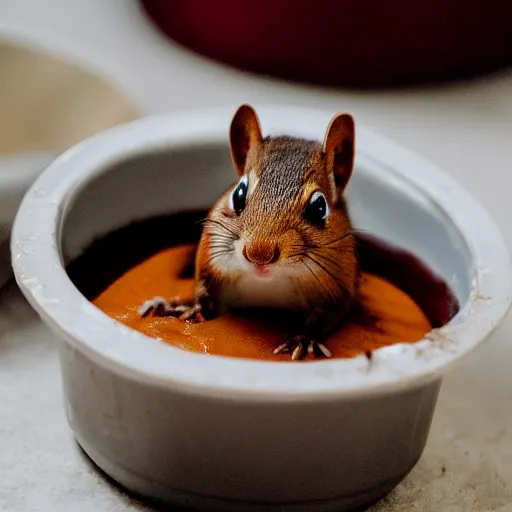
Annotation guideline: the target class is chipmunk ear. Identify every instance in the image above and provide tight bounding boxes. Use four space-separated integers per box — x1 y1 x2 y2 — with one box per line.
229 104 263 177
322 113 355 194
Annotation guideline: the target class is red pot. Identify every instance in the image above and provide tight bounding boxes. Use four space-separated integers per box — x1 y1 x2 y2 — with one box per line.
140 0 512 88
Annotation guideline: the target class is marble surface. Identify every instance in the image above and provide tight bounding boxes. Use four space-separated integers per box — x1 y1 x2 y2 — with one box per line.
0 1 511 511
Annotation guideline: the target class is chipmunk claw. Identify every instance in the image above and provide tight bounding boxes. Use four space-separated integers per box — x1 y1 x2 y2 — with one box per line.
177 303 206 323
138 296 206 323
273 335 332 360
138 296 177 317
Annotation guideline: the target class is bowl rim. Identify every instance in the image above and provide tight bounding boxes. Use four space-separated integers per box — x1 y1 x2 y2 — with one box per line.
11 104 512 401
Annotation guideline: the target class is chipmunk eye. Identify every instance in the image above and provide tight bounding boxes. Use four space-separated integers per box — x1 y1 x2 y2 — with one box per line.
231 175 248 215
304 191 329 225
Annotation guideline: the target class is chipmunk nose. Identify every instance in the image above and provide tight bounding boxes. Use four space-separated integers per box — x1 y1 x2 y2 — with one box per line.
243 243 280 265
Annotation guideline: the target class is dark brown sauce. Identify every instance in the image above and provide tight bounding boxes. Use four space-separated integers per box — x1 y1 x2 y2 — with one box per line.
67 210 459 328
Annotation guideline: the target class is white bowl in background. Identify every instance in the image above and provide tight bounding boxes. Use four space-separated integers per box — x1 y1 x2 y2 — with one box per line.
0 38 137 288
11 106 512 511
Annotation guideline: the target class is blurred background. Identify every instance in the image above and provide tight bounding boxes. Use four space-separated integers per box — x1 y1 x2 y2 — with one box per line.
1 0 511 240
0 1 511 511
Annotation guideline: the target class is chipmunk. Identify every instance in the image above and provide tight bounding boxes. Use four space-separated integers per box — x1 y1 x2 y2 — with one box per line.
138 104 360 360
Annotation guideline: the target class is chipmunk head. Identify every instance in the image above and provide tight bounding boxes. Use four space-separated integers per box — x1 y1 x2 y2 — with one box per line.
205 104 358 308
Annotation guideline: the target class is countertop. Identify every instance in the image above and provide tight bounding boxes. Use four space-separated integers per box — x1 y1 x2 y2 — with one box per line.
0 1 511 511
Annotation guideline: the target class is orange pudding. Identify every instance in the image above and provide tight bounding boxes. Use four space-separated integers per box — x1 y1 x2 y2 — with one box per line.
92 243 432 361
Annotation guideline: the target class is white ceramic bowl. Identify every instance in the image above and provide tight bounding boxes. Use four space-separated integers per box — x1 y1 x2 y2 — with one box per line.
11 106 512 511
0 38 137 288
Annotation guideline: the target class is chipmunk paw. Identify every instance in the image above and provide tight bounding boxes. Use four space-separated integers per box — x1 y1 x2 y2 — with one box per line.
273 335 332 361
137 296 206 323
